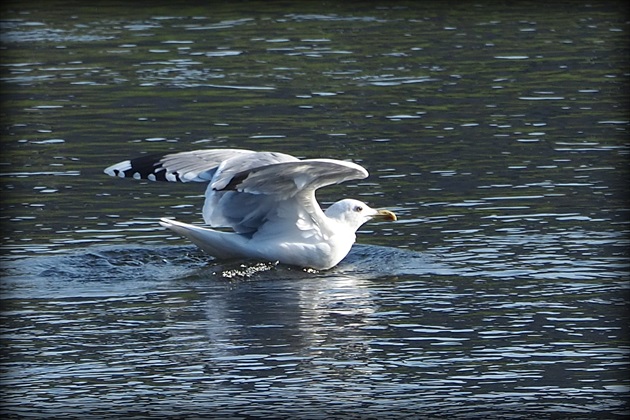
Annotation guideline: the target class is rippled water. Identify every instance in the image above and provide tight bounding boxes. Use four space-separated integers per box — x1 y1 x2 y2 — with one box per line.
1 1 629 418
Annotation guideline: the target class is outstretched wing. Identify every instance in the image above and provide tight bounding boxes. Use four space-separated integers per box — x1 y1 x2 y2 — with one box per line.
104 149 369 237
104 149 296 183
203 158 368 235
213 159 368 198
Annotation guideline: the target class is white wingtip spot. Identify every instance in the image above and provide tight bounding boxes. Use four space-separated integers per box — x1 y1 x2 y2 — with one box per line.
104 160 132 178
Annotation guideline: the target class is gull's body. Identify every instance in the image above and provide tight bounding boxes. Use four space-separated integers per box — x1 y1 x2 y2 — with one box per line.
104 149 396 270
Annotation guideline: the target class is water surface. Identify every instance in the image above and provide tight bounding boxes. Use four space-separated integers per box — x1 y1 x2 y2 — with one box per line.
1 1 629 418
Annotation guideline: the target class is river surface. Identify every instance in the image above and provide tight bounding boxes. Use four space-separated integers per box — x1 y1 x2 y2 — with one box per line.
1 1 629 418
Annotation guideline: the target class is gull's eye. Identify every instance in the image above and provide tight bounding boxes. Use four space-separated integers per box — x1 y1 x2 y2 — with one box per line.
354 205 363 212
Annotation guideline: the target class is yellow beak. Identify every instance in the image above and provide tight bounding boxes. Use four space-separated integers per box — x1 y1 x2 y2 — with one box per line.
373 209 397 221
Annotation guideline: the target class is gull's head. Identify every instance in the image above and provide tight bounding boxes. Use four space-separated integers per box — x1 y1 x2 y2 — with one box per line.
325 198 397 231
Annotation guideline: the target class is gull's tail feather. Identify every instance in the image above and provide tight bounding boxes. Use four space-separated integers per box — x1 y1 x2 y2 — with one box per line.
159 218 249 259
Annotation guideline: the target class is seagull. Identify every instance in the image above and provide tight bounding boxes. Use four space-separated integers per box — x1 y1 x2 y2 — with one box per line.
104 149 396 270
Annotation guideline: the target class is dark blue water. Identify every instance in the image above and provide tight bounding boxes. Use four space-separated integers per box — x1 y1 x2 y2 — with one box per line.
1 1 628 418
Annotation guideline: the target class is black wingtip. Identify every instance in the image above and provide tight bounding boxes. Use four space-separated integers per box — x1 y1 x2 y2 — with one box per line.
105 153 180 182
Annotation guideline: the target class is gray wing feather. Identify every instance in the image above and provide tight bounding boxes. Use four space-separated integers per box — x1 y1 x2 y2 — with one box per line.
220 159 368 198
210 151 299 189
158 149 258 182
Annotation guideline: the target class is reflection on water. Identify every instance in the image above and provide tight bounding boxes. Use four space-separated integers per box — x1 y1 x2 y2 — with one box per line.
1 244 628 417
1 0 628 418
2 240 629 417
